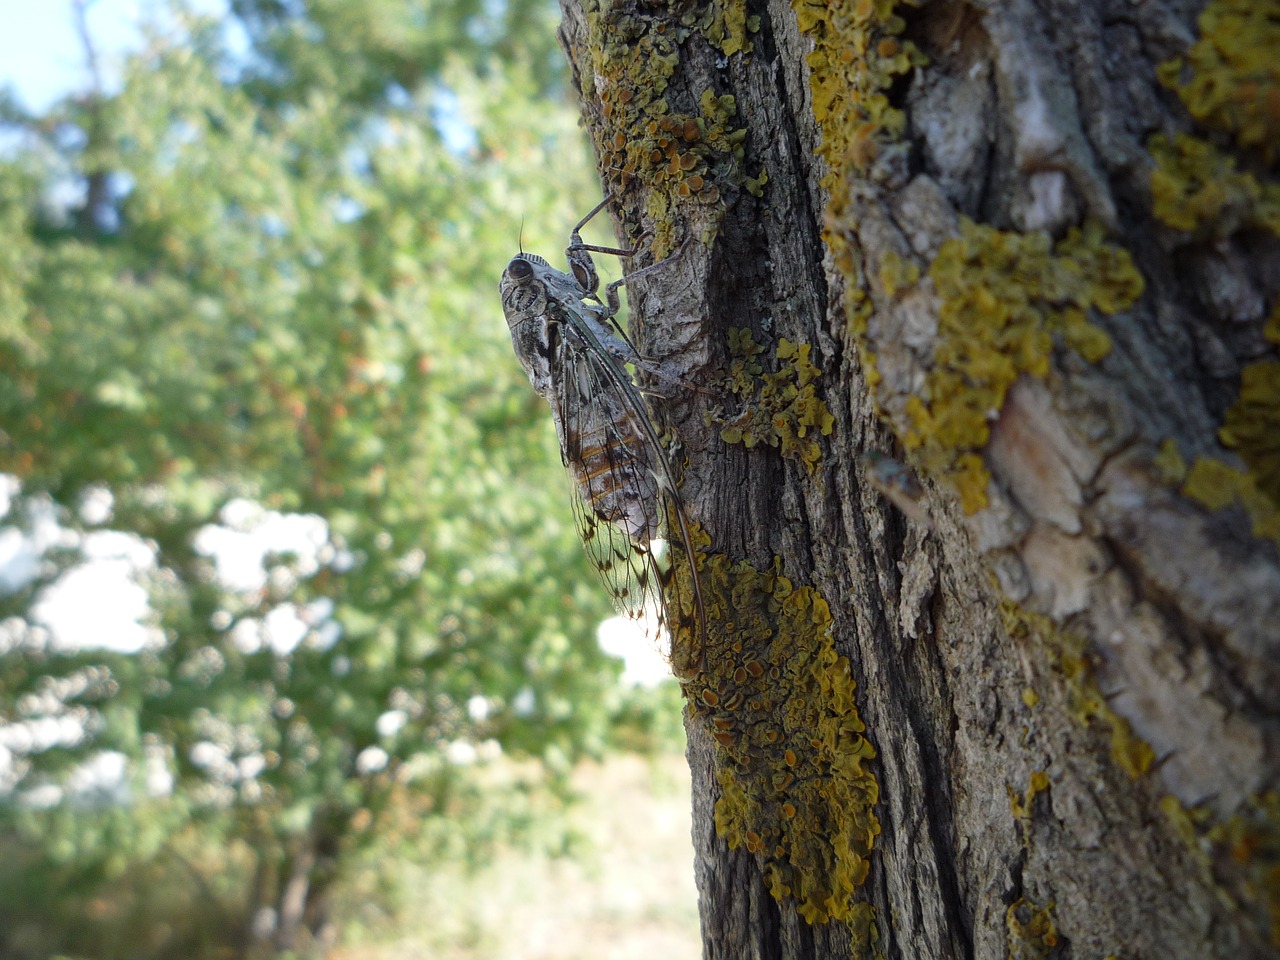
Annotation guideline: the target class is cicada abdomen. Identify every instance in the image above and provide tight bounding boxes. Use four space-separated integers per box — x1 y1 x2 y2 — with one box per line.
560 361 660 543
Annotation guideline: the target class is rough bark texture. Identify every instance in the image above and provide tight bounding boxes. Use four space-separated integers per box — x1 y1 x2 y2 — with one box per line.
558 0 1279 957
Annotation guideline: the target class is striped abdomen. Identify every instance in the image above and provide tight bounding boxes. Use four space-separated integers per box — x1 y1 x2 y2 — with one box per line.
558 383 660 543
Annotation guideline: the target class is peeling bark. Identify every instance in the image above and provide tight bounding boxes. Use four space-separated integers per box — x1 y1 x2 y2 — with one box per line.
558 0 1279 957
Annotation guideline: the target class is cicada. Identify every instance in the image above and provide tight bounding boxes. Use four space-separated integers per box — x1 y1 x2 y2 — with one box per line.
499 196 706 677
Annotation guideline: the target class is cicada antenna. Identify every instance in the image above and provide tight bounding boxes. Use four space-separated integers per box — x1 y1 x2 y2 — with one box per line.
519 215 526 254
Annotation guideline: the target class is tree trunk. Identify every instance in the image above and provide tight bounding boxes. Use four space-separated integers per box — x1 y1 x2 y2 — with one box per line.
557 0 1279 957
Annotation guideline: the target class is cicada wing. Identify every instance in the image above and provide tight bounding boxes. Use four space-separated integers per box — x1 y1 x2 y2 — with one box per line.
567 495 667 643
550 328 701 674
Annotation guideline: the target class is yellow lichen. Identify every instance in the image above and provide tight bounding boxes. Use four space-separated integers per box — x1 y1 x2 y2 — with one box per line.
676 0 761 57
903 220 1144 513
1107 713 1158 781
1154 437 1190 485
797 0 1149 521
580 0 760 254
714 328 835 472
1008 769 1051 823
1149 0 1280 237
1218 361 1280 505
683 545 881 936
1002 603 1156 781
878 249 921 299
1006 897 1060 960
1160 793 1214 847
1149 133 1280 237
1218 304 1280 508
794 0 927 340
1156 0 1280 164
1149 1 1280 542
1206 791 1280 947
1160 792 1280 948
1182 456 1280 547
793 0 921 178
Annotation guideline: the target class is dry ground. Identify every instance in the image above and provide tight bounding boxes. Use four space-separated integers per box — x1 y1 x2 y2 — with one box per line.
333 752 701 960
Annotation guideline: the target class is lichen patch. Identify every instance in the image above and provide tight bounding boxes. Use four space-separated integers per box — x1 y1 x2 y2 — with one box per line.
581 0 760 253
682 543 881 942
712 328 835 473
899 221 1143 513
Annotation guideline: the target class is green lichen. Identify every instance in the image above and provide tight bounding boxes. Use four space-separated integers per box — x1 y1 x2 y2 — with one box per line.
581 0 759 254
1006 897 1060 960
744 165 769 198
713 328 836 473
1001 602 1156 780
902 220 1144 513
682 547 881 941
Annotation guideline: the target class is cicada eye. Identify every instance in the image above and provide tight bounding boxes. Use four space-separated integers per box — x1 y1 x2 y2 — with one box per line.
507 257 534 281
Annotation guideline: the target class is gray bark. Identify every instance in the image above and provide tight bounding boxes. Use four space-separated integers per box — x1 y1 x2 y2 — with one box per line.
558 0 1279 957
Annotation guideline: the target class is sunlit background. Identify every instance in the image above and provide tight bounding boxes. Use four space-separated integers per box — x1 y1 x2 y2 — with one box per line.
0 1 697 957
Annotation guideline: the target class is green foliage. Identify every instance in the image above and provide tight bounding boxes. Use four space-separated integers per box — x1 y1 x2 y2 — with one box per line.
228 0 568 106
0 810 249 960
0 1 657 954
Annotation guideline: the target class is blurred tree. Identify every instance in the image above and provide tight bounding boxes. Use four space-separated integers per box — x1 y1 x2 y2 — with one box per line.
0 1 629 955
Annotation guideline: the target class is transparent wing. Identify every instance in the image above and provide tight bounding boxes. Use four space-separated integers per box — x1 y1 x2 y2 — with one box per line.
549 319 702 675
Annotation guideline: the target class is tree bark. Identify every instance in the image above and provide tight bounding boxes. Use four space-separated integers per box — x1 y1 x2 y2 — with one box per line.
558 0 1279 957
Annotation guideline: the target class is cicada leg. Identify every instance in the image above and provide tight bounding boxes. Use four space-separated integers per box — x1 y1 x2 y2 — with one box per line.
600 235 688 317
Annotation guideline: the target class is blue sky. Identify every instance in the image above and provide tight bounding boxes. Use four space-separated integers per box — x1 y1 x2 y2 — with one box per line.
0 1 139 110
0 0 225 112
0 1 477 152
